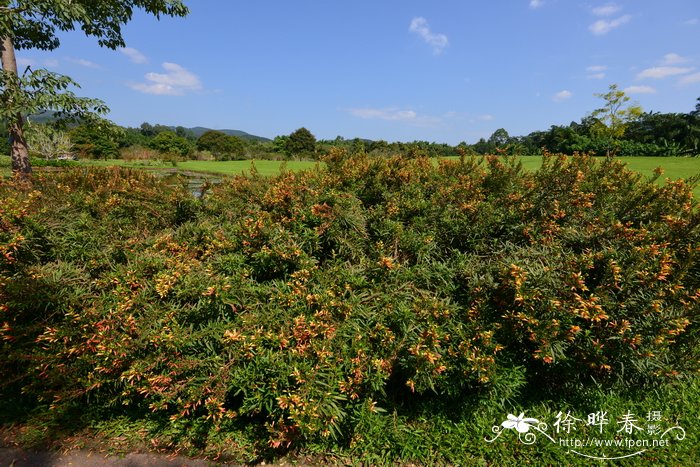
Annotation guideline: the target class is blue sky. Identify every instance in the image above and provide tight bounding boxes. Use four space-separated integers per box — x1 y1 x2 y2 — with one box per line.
16 0 700 144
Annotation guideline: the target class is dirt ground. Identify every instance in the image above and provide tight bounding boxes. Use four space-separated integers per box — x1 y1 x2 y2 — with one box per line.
0 447 219 466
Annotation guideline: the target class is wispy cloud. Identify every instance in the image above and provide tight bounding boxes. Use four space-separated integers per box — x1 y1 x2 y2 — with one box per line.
350 108 417 121
685 18 699 26
589 14 631 35
586 64 607 79
624 85 656 94
679 72 700 85
129 62 202 96
587 65 607 72
529 0 544 9
637 66 694 79
16 57 36 68
409 17 448 54
477 114 495 121
347 107 441 126
66 57 101 69
552 90 573 102
16 57 59 69
120 47 148 64
662 53 690 65
592 4 622 17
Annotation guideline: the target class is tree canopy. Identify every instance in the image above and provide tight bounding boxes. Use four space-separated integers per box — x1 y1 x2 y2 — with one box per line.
286 127 316 158
196 130 245 160
0 0 189 174
590 84 643 141
1 1 188 51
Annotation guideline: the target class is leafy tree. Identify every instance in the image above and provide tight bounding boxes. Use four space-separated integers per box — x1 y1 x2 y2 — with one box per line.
472 137 493 155
692 97 700 118
26 124 74 160
149 130 193 157
367 139 389 155
175 125 190 139
70 122 120 159
0 1 188 175
271 135 289 154
139 122 156 137
286 127 316 158
196 130 245 160
0 119 9 155
589 84 643 149
487 128 511 148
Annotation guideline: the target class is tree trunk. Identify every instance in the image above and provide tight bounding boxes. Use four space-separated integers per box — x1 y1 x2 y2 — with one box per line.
0 36 32 176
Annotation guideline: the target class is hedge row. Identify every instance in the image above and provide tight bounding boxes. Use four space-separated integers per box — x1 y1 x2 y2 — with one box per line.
1 153 698 449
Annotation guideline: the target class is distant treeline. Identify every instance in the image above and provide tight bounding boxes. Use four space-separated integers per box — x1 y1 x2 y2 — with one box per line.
3 97 699 160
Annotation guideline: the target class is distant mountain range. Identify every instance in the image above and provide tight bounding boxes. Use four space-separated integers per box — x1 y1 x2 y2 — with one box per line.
26 112 272 143
181 126 271 142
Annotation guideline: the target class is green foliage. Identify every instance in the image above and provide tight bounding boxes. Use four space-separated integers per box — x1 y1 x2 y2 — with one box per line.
514 91 699 157
0 121 9 155
25 123 74 160
1 155 698 462
286 127 316 158
0 67 108 124
196 130 245 160
1 1 188 52
69 123 120 159
149 130 193 158
1 0 189 173
590 84 643 141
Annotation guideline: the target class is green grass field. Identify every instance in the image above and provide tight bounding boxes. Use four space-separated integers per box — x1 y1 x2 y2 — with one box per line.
77 158 321 176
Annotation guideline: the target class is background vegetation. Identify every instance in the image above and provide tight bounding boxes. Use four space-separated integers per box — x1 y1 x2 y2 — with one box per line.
4 91 698 168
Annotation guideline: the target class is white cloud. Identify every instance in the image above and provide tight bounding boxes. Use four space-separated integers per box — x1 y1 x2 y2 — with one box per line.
129 62 202 96
678 72 700 85
66 57 101 69
637 66 694 79
347 107 442 126
592 4 621 17
409 17 448 54
120 47 148 64
16 57 60 70
529 0 544 9
589 14 631 35
349 108 418 121
624 85 656 94
552 90 573 102
662 53 690 65
685 18 699 25
478 114 495 121
16 58 36 68
587 65 608 72
586 65 607 79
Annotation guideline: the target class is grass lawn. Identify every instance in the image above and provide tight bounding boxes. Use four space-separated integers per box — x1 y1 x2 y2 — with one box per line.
76 158 320 176
179 159 320 176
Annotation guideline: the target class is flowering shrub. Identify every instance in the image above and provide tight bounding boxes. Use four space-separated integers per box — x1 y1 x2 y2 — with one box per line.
1 155 698 449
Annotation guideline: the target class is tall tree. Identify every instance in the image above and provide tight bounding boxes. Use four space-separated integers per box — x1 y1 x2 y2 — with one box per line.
487 128 511 148
590 84 643 141
286 127 317 158
0 1 188 175
692 97 700 118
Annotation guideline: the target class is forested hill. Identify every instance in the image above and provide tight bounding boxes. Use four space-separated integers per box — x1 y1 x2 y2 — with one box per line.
24 113 271 143
184 126 271 142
